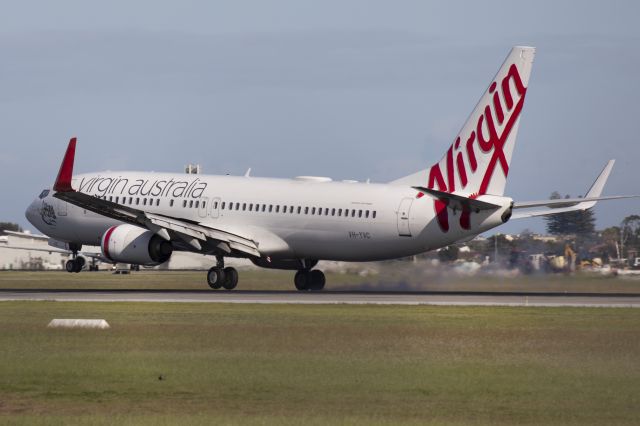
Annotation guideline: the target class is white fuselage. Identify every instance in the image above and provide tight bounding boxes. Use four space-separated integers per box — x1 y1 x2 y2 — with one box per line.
26 171 512 263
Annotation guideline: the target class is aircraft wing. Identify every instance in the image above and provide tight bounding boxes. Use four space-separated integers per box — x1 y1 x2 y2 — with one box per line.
52 138 260 258
511 160 639 219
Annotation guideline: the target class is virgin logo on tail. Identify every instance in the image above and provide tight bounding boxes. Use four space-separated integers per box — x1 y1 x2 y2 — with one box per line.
427 64 527 232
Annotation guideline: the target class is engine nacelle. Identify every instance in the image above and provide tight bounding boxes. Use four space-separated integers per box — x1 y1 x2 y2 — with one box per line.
101 224 173 266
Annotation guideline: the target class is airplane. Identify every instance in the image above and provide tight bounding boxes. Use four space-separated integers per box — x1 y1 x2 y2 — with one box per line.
24 46 637 290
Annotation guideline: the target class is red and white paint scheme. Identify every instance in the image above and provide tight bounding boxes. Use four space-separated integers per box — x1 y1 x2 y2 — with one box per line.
25 46 635 290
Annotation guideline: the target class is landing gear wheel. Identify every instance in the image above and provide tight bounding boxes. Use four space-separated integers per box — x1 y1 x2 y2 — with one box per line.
207 267 225 289
66 258 83 273
309 270 326 291
294 271 310 291
222 267 238 290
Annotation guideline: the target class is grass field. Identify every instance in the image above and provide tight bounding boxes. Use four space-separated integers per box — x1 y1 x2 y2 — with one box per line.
1 268 640 293
0 301 639 425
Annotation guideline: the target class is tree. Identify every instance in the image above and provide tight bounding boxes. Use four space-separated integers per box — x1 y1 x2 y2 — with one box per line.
0 222 22 234
437 245 459 262
621 215 640 258
544 192 595 237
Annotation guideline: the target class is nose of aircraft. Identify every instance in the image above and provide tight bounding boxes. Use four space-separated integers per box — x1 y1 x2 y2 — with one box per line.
25 199 41 229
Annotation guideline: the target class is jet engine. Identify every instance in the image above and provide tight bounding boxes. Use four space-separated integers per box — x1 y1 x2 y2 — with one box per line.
101 224 173 266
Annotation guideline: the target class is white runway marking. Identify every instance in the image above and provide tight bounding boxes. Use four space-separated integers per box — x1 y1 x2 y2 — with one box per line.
1 290 639 308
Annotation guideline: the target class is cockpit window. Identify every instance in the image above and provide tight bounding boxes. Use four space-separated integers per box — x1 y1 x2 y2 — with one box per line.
38 189 50 199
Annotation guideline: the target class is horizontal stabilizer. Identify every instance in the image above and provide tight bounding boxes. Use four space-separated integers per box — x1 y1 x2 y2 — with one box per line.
412 186 501 211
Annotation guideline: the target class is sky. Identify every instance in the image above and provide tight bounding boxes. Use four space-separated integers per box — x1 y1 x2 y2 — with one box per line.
1 0 639 235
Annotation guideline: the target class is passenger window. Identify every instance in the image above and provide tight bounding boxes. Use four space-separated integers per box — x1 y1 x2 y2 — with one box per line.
109 196 113 202
214 201 218 209
262 205 266 212
143 198 147 206
325 208 329 215
189 200 193 208
365 210 369 218
156 199 160 206
311 207 316 215
352 210 356 217
249 204 253 211
136 198 140 205
304 207 309 215
331 208 336 216
338 208 342 216
202 201 206 208
170 200 174 207
358 210 362 218
269 205 273 213
297 206 301 214
221 202 226 209
183 200 187 208
195 201 200 208
373 211 377 218
275 206 280 213
243 203 246 211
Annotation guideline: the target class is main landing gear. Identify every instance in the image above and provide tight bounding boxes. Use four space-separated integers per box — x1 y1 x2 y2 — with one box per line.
65 243 84 273
207 256 238 290
294 269 325 291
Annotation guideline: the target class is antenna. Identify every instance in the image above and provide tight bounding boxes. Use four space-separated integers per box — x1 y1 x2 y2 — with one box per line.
185 164 201 174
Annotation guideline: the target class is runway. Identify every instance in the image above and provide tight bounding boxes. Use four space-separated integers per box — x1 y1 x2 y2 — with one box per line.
1 289 639 307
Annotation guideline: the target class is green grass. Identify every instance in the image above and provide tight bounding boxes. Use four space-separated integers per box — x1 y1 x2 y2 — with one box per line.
1 268 640 293
0 302 639 424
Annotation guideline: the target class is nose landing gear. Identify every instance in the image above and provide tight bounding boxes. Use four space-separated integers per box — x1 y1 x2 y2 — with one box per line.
65 243 84 273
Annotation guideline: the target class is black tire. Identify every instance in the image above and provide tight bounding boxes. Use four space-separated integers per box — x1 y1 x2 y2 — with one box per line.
309 270 326 291
222 267 238 290
65 260 75 273
207 267 225 289
294 271 309 291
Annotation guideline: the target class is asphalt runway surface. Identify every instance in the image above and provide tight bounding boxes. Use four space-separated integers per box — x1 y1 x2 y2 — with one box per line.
1 289 639 307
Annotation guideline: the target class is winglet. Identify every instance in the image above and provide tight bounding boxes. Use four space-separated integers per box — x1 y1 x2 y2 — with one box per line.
53 137 77 192
585 159 615 199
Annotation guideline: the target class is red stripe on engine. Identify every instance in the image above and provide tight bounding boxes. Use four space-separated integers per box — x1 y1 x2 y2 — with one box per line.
102 226 118 262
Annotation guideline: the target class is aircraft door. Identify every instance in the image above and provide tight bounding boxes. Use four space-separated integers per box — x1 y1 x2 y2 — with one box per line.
198 197 209 218
210 197 221 219
397 198 413 237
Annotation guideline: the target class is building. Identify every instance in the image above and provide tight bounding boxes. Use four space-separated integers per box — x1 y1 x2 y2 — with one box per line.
0 231 69 270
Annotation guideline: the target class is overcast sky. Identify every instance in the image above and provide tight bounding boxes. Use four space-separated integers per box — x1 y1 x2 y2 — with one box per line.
2 0 639 234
